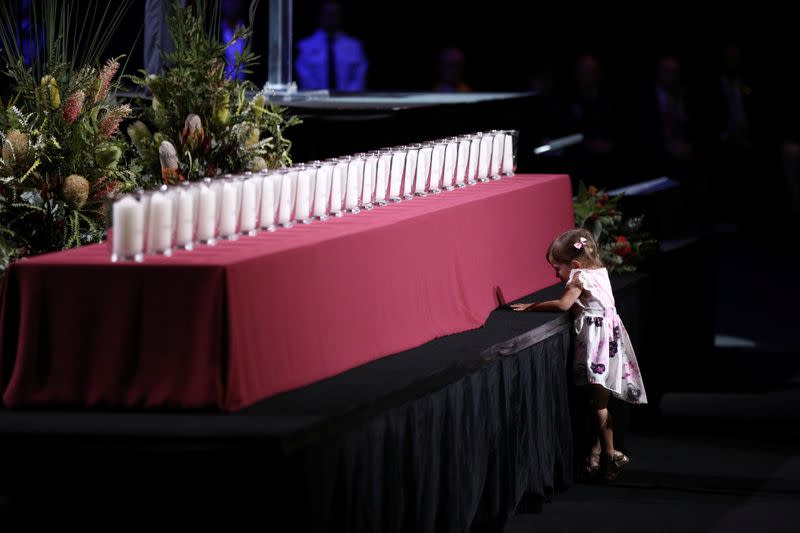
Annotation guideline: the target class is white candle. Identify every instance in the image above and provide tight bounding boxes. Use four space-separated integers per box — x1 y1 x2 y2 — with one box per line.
218 180 239 237
415 147 432 194
375 153 391 203
491 133 505 178
175 187 196 247
429 144 445 191
389 151 405 199
443 142 458 188
278 170 297 225
467 138 480 183
403 148 418 197
259 175 277 228
196 183 217 243
112 196 144 261
362 156 377 205
456 139 470 185
295 168 313 221
502 133 515 174
147 191 173 254
330 163 345 214
313 166 330 217
345 160 362 210
478 135 492 180
240 178 257 233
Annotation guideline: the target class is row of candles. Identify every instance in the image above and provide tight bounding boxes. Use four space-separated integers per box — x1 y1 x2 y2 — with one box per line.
108 129 519 262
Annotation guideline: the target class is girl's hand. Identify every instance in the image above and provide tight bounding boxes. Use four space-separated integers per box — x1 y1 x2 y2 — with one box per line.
510 303 534 312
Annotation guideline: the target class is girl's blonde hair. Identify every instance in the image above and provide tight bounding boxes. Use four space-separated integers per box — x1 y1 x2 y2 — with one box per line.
546 228 604 268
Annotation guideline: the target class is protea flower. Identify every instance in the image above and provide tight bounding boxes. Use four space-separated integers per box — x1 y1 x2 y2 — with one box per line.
159 140 182 184
180 113 205 152
63 90 86 124
63 174 90 209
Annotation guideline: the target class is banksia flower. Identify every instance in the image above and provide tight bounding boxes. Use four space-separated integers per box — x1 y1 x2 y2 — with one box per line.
252 93 266 118
95 58 120 103
244 125 260 148
2 129 30 163
127 120 152 156
212 92 230 127
99 104 132 139
63 90 86 124
63 174 90 209
39 75 61 108
251 156 267 172
96 144 122 169
159 140 182 184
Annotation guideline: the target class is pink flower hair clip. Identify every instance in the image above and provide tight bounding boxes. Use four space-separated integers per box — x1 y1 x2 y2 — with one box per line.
574 237 588 250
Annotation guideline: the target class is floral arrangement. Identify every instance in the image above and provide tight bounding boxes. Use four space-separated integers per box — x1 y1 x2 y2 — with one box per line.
0 0 140 272
128 2 300 185
573 182 657 272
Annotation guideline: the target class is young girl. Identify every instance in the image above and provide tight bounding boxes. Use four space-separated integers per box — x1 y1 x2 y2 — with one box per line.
511 228 647 481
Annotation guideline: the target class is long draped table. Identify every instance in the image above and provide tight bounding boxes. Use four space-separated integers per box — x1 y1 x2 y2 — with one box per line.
0 174 573 411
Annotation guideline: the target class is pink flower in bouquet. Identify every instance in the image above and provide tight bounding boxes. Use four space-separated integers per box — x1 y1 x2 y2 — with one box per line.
95 58 120 104
615 236 632 257
99 104 131 139
63 90 85 124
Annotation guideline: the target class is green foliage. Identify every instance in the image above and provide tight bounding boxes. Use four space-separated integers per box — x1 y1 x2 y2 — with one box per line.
0 1 141 272
573 181 658 272
129 1 300 185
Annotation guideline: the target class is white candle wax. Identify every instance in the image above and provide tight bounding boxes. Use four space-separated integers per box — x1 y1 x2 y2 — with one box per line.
147 191 173 253
345 161 361 209
362 156 377 204
196 184 217 242
330 164 345 213
388 152 406 199
278 171 298 225
430 145 445 190
502 133 515 174
240 178 257 232
260 175 277 227
175 188 196 246
456 140 470 185
443 142 458 188
218 181 239 236
112 196 144 260
375 154 391 202
491 133 505 177
295 169 313 220
478 136 492 180
403 149 418 196
313 166 330 217
415 147 432 193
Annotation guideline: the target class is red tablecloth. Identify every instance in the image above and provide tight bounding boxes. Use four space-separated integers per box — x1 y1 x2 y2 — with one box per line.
0 174 573 411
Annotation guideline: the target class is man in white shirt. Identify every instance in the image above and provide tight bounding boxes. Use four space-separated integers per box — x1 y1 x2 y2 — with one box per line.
295 1 368 92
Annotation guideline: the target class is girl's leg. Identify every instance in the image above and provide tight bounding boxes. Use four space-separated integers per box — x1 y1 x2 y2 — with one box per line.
588 385 614 455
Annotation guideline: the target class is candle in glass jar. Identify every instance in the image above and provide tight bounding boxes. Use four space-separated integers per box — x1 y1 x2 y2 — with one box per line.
415 147 432 194
278 170 297 225
375 154 391 203
456 140 469 185
468 138 480 183
219 180 239 237
491 133 504 178
112 195 144 261
362 156 377 205
478 135 492 180
345 160 362 210
330 163 344 214
502 133 515 174
313 166 330 217
175 187 196 248
147 191 173 254
295 168 313 221
260 175 277 228
429 144 445 191
443 142 458 188
389 151 405 200
240 177 258 234
403 148 418 197
196 183 217 243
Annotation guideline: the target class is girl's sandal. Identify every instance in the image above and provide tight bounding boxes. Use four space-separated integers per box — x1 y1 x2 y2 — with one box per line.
583 452 601 481
602 451 630 481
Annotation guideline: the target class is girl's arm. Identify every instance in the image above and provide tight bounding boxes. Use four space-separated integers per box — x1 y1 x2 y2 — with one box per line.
510 285 582 312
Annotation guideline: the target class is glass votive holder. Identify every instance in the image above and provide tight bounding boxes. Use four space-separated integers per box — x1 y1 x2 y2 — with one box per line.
345 155 363 213
294 163 317 225
388 148 407 203
329 157 348 217
310 160 332 221
488 130 505 180
259 169 282 232
173 182 198 250
476 131 493 183
466 134 481 185
401 143 421 200
195 178 219 245
360 152 379 210
108 192 146 262
502 129 520 176
442 137 459 190
218 174 243 240
414 144 432 196
239 172 261 236
145 185 175 256
277 167 299 228
428 141 446 194
455 135 470 188
374 151 392 206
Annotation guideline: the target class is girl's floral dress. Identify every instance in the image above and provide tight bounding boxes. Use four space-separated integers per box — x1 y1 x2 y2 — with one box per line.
569 268 647 404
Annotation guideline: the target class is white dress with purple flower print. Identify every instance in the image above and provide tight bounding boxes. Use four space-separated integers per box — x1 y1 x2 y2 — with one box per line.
568 268 647 404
